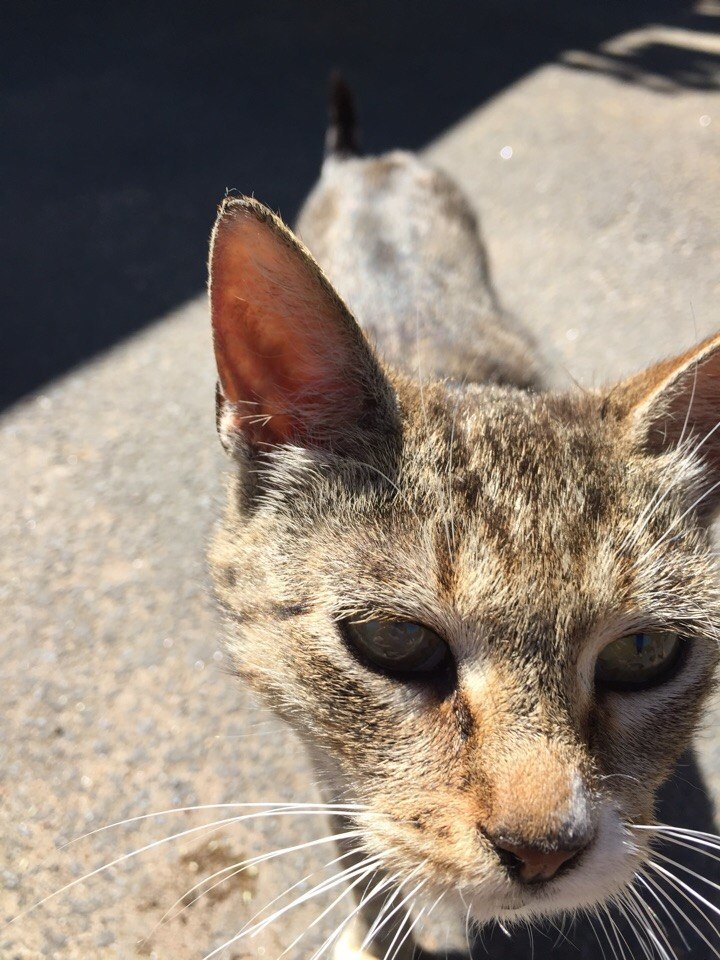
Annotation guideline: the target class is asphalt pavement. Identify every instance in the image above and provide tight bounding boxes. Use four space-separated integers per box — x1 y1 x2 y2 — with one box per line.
3 3 720 958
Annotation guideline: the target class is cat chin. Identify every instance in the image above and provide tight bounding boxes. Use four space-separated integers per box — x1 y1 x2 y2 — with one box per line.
462 803 643 926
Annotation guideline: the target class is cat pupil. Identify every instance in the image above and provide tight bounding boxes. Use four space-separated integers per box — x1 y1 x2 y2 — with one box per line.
634 633 648 655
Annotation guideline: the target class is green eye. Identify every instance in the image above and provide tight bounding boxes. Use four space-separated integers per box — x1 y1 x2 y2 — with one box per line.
342 619 450 676
595 630 682 690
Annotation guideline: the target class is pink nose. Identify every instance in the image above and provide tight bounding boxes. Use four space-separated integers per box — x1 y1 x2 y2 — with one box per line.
493 840 584 883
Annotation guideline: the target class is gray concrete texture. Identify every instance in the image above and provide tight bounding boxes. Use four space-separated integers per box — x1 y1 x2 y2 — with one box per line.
3 2 720 958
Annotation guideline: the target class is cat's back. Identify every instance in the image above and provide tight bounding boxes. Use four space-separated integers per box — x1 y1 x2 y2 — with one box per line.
296 149 539 389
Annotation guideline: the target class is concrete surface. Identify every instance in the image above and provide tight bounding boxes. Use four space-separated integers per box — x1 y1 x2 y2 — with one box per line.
3 3 720 959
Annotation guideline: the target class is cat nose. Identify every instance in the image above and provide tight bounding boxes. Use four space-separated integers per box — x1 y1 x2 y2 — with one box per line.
491 836 587 884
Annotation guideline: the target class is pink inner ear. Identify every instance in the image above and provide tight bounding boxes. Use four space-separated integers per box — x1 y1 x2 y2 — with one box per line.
211 206 365 445
617 332 720 499
662 347 720 468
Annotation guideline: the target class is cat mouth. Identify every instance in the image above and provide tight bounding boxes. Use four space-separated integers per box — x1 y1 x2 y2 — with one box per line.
495 877 569 914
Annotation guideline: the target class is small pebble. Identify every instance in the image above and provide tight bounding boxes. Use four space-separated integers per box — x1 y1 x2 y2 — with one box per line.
2 870 19 890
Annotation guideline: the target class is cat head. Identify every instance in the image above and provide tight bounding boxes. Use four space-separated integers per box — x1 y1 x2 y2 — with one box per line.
208 196 719 924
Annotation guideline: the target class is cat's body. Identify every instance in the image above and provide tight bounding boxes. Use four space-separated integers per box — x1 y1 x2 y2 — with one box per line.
297 149 538 391
208 86 720 959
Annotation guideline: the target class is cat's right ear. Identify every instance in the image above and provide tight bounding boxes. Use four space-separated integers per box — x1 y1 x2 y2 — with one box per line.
607 331 720 516
209 196 397 457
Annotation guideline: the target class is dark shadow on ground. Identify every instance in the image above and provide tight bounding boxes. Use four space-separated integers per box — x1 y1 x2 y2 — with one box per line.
562 10 720 92
1 0 717 409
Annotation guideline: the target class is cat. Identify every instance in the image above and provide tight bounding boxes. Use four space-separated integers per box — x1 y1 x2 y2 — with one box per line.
207 78 720 959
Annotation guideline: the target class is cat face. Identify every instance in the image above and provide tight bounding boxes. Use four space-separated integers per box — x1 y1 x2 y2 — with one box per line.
208 197 720 926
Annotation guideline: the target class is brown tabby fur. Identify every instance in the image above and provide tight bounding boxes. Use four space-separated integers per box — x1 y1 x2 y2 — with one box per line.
208 146 720 957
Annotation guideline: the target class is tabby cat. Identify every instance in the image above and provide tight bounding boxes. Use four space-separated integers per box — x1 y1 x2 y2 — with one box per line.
208 82 720 958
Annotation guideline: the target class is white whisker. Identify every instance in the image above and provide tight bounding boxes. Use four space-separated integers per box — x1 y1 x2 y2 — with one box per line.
635 872 688 952
642 866 720 959
11 812 273 924
154 829 363 930
201 855 384 960
635 476 720 568
631 823 720 849
622 885 675 960
586 908 611 960
63 801 366 847
462 892 474 956
621 410 720 569
615 895 654 960
306 867 391 960
227 847 361 947
359 869 408 951
361 870 426 952
650 862 720 929
607 899 635 960
303 861 385 960
653 850 720 897
387 901 426 960
600 903 627 960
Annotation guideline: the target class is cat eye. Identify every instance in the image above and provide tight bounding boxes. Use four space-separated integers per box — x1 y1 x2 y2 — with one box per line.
342 619 450 676
595 630 683 690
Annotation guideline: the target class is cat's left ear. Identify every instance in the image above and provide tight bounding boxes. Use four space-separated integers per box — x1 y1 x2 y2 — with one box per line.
209 195 397 456
609 331 720 514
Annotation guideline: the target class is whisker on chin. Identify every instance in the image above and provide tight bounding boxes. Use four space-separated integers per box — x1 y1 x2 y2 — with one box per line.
359 867 426 953
619 886 673 960
597 905 624 960
547 912 572 951
585 907 612 960
302 863 385 960
304 868 393 960
391 890 444 960
357 868 407 951
461 889 474 956
223 846 362 951
380 895 421 960
634 872 689 951
633 885 680 960
200 854 384 960
613 897 640 960
603 898 634 960
641 865 720 959
388 901 428 960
